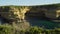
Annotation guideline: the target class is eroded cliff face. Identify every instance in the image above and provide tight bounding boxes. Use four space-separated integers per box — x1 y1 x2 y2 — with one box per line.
0 6 31 23
25 6 47 18
0 5 60 23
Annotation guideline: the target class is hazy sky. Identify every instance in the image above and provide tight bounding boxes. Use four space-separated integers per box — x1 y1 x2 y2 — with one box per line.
0 0 60 6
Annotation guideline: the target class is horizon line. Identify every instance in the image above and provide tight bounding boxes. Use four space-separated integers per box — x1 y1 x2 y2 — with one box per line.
0 3 60 6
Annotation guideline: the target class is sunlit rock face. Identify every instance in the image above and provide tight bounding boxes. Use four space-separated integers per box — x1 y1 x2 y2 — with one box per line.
20 7 30 20
56 10 60 18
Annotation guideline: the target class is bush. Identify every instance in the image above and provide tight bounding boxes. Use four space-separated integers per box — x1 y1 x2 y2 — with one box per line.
0 24 14 34
25 26 44 34
25 26 60 34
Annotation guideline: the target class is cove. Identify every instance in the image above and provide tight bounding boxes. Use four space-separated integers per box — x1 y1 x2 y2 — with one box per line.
25 16 60 29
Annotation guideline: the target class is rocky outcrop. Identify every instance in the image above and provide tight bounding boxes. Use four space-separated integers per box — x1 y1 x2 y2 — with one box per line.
0 6 31 24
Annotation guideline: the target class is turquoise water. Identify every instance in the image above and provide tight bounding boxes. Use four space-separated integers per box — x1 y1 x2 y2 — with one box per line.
25 16 60 29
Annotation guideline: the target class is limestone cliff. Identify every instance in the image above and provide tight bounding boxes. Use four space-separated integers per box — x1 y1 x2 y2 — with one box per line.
0 3 60 23
0 6 30 23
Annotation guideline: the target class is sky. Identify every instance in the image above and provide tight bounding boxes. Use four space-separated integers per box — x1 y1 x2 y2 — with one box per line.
0 0 60 6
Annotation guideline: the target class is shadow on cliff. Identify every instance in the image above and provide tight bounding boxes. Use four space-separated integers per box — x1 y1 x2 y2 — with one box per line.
0 15 13 24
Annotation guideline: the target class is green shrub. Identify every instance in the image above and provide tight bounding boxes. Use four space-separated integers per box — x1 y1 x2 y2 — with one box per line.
0 25 14 34
25 26 44 34
25 26 60 34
